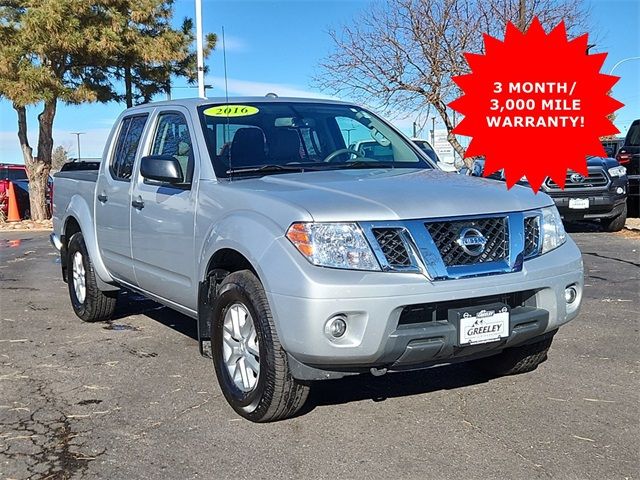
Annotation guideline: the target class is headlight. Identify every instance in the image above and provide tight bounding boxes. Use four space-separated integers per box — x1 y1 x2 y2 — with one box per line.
286 222 380 271
608 165 627 177
540 206 567 254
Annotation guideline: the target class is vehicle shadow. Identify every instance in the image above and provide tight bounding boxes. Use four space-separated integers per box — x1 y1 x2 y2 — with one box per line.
563 220 605 234
111 290 199 340
300 363 491 416
110 290 494 415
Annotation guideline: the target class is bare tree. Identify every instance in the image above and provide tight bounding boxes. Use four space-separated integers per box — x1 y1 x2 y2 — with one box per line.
51 145 70 172
315 0 590 166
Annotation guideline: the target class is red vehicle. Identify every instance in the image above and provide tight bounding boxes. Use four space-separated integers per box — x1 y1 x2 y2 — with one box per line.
0 163 52 219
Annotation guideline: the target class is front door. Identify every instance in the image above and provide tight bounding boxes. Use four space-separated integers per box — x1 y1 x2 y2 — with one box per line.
95 113 149 284
130 108 198 310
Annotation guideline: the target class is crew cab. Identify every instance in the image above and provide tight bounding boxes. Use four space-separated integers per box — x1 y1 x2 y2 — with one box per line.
51 97 583 422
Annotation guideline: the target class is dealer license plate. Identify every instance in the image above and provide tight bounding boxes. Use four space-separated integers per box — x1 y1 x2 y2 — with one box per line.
458 307 510 346
569 198 589 209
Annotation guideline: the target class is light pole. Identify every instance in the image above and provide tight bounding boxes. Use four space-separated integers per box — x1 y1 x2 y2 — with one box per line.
71 132 85 162
609 56 640 75
431 116 436 145
342 127 355 146
195 0 205 98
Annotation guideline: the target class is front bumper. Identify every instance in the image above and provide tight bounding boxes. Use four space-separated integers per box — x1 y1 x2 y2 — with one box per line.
262 237 583 379
548 180 628 220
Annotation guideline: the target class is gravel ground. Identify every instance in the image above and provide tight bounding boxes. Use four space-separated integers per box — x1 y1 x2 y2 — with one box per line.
0 229 638 480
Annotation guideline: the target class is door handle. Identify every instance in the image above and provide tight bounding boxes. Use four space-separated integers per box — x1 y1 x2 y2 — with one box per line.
97 194 108 203
131 198 145 210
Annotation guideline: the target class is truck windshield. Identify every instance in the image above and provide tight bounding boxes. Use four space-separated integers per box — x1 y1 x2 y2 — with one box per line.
198 102 432 178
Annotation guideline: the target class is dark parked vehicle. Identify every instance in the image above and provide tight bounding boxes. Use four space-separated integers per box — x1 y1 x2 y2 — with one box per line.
462 156 628 231
0 164 31 218
602 138 625 158
616 119 639 217
539 156 628 231
0 163 53 219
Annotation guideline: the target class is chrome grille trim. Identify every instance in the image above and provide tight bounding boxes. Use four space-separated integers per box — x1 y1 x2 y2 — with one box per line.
544 167 610 191
424 217 509 266
360 211 541 281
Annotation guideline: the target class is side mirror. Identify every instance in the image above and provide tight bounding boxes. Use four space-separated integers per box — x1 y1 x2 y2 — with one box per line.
140 155 183 183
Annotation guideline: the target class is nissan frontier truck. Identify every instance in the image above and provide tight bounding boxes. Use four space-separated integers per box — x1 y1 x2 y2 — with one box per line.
51 97 583 422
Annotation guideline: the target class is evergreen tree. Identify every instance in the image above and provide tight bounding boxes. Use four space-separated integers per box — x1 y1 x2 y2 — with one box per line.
0 1 215 219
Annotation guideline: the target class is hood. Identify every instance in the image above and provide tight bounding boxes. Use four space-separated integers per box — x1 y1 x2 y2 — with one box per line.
228 169 553 222
586 156 618 169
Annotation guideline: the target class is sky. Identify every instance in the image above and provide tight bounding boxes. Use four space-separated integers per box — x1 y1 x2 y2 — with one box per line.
0 0 638 162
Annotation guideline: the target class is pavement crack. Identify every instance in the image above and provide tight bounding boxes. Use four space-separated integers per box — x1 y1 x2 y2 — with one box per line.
0 371 106 479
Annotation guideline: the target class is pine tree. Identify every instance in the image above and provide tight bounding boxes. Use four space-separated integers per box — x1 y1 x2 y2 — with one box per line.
0 1 215 219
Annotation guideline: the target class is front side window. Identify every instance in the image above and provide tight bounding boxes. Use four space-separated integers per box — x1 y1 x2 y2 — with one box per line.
151 112 194 185
199 102 431 178
111 114 148 180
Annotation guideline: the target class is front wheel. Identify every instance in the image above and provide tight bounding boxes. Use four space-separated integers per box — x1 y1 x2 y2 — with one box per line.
212 270 309 422
66 232 118 322
601 203 627 232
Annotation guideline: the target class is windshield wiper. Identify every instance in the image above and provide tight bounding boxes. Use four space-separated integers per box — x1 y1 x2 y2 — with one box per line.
227 164 324 176
334 161 398 169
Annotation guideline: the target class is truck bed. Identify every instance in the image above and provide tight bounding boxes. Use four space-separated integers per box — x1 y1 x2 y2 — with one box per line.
52 170 98 236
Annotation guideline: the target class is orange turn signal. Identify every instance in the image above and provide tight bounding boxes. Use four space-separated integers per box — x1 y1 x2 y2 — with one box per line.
286 223 314 257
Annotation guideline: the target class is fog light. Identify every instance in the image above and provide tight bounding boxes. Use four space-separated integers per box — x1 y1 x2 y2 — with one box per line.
325 316 347 338
616 187 624 195
565 286 577 304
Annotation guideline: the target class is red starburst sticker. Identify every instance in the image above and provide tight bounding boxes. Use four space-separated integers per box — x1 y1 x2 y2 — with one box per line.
449 18 624 191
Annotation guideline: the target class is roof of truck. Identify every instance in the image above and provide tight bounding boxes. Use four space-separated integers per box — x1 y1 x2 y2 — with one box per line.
125 96 353 112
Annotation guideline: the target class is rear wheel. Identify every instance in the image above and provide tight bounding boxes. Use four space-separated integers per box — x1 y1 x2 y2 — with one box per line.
475 336 554 376
67 232 118 322
212 270 309 422
601 204 627 232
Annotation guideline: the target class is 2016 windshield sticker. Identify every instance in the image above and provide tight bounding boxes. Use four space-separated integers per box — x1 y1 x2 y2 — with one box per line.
204 105 259 117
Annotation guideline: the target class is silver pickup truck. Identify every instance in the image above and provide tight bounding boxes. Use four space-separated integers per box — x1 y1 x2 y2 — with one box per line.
51 97 583 422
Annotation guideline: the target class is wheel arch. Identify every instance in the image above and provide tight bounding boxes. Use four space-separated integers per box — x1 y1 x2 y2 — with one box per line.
197 247 263 357
61 194 115 286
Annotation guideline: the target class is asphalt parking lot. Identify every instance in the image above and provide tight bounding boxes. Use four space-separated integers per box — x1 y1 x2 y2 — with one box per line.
1 228 638 480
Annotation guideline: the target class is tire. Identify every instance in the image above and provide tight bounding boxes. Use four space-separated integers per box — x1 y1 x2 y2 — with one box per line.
67 232 118 322
475 336 554 376
601 204 627 232
211 270 309 422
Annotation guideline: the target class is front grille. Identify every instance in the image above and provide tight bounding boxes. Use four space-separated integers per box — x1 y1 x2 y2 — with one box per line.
397 290 538 326
546 169 608 189
524 216 540 258
425 217 509 267
372 228 412 267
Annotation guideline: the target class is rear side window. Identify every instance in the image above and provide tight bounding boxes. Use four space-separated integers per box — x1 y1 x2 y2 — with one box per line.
110 114 148 180
624 120 639 147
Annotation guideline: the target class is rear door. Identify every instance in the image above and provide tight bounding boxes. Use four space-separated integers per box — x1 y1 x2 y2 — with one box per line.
95 113 149 284
130 107 198 309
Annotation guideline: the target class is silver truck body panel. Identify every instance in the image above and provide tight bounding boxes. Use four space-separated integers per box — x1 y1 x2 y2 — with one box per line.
52 97 583 374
